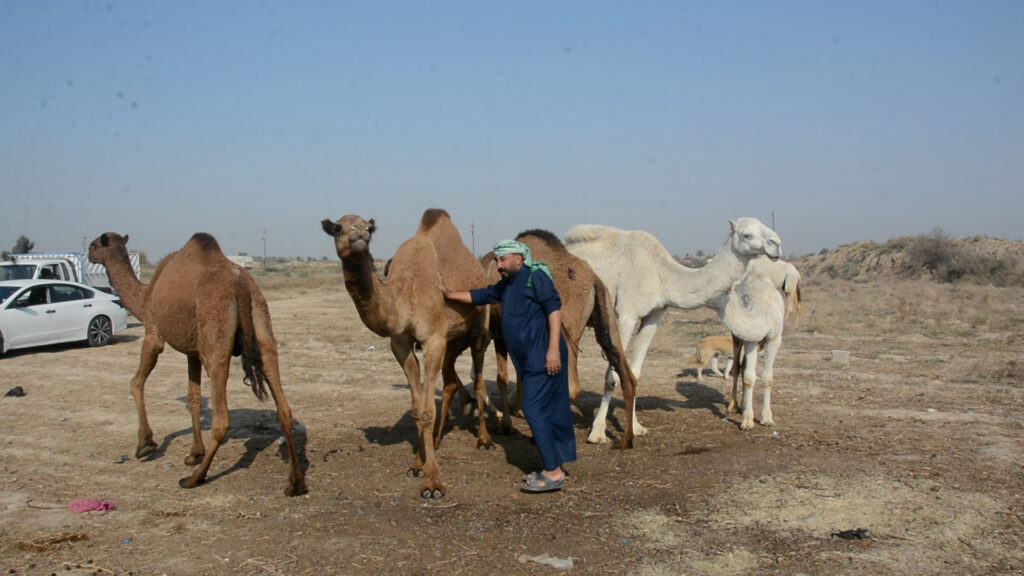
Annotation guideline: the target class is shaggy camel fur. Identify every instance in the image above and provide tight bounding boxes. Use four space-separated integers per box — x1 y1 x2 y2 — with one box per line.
687 334 735 381
747 255 803 322
481 229 639 449
321 209 490 499
88 232 307 496
563 218 782 443
720 271 785 430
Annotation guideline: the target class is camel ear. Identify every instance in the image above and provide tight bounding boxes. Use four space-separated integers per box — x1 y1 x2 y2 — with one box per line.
368 219 376 234
728 219 737 233
321 219 339 237
122 234 129 245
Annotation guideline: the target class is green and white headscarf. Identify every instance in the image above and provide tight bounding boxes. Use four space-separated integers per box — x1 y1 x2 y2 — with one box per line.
493 239 552 287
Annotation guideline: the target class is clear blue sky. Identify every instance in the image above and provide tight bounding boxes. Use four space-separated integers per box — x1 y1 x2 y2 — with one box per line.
2 1 1021 261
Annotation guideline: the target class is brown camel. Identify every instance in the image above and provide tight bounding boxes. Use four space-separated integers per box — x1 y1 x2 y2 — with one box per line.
88 232 307 496
482 229 639 449
321 208 491 499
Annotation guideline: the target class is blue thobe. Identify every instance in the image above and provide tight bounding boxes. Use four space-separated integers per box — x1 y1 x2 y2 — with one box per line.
471 266 576 471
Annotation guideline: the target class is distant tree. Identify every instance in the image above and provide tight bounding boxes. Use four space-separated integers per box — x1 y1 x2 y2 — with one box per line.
2 235 34 258
13 235 34 254
136 250 150 267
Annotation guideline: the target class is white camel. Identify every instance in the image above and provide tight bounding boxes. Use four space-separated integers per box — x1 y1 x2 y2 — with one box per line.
747 255 802 322
719 270 785 430
563 218 782 444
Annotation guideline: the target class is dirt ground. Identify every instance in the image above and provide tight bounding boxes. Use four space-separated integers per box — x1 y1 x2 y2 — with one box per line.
2 272 1023 575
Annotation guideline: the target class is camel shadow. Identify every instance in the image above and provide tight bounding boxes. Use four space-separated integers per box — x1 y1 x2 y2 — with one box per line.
360 380 569 474
144 397 310 484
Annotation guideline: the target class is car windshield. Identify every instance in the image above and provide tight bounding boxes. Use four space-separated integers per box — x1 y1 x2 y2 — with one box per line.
0 265 36 281
0 286 19 304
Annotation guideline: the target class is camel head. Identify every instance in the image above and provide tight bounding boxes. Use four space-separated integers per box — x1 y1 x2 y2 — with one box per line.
728 218 782 261
88 232 131 265
321 215 376 260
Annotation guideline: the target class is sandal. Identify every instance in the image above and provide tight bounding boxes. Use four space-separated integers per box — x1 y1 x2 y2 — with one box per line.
520 473 564 493
522 469 569 482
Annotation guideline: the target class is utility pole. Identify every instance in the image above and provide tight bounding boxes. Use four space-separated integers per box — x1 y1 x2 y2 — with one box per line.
261 229 267 274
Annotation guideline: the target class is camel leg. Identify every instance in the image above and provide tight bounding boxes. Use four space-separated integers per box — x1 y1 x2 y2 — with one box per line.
435 343 462 450
740 341 759 431
616 311 660 439
627 310 664 378
391 337 426 478
588 314 639 444
759 336 781 427
611 358 637 450
416 336 446 498
567 347 581 402
184 356 205 465
727 337 743 415
252 326 308 496
470 339 493 449
493 342 514 434
180 355 230 489
131 335 164 459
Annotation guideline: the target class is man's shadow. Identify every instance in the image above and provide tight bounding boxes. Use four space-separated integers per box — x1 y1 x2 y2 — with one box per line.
140 396 310 485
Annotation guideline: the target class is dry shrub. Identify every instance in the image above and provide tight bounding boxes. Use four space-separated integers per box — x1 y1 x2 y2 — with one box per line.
943 356 1024 384
902 229 1022 286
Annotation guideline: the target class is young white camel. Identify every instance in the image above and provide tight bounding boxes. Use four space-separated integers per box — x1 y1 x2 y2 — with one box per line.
719 271 785 430
563 218 782 444
747 255 802 322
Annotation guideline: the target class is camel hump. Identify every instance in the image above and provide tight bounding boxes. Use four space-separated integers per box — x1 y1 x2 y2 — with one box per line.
188 232 224 254
563 224 620 245
516 229 564 249
418 208 451 232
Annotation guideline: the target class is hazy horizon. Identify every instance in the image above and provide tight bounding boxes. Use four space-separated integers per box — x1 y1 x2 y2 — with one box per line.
3 2 1021 262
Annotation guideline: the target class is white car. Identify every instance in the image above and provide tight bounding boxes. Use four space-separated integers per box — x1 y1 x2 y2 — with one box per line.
0 279 129 355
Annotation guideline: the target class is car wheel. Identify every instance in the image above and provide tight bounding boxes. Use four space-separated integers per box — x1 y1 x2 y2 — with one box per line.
87 316 113 347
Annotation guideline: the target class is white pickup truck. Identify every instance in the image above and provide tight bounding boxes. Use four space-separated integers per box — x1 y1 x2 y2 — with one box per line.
0 252 140 293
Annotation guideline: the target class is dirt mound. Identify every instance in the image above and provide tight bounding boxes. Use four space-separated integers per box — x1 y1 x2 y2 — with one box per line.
795 235 1024 282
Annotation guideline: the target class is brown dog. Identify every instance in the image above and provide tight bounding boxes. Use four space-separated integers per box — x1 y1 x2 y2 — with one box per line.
687 335 734 381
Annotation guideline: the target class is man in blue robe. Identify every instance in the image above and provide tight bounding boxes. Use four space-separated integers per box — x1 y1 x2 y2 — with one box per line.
442 239 576 492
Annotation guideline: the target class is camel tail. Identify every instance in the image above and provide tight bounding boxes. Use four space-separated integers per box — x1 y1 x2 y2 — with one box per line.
235 281 270 402
589 276 631 383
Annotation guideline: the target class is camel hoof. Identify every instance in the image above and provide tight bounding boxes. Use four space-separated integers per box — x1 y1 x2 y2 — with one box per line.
184 453 204 466
613 436 635 450
178 475 204 489
285 480 309 497
421 487 445 499
407 469 424 479
633 424 650 437
135 442 158 459
476 440 494 450
586 434 611 445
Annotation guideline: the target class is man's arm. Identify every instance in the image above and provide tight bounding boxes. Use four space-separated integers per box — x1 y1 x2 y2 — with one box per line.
545 309 562 375
439 274 473 303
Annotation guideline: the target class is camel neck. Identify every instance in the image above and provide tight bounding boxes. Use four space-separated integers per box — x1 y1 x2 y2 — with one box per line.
341 253 392 336
660 241 748 310
103 252 148 318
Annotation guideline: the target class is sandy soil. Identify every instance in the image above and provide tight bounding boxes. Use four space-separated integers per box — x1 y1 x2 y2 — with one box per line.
1 274 1023 575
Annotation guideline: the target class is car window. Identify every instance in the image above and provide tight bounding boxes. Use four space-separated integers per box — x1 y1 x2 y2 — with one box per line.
0 265 36 281
0 286 18 304
50 284 91 303
15 286 50 307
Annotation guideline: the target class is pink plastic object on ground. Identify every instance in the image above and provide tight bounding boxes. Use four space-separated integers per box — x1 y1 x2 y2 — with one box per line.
67 498 115 512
